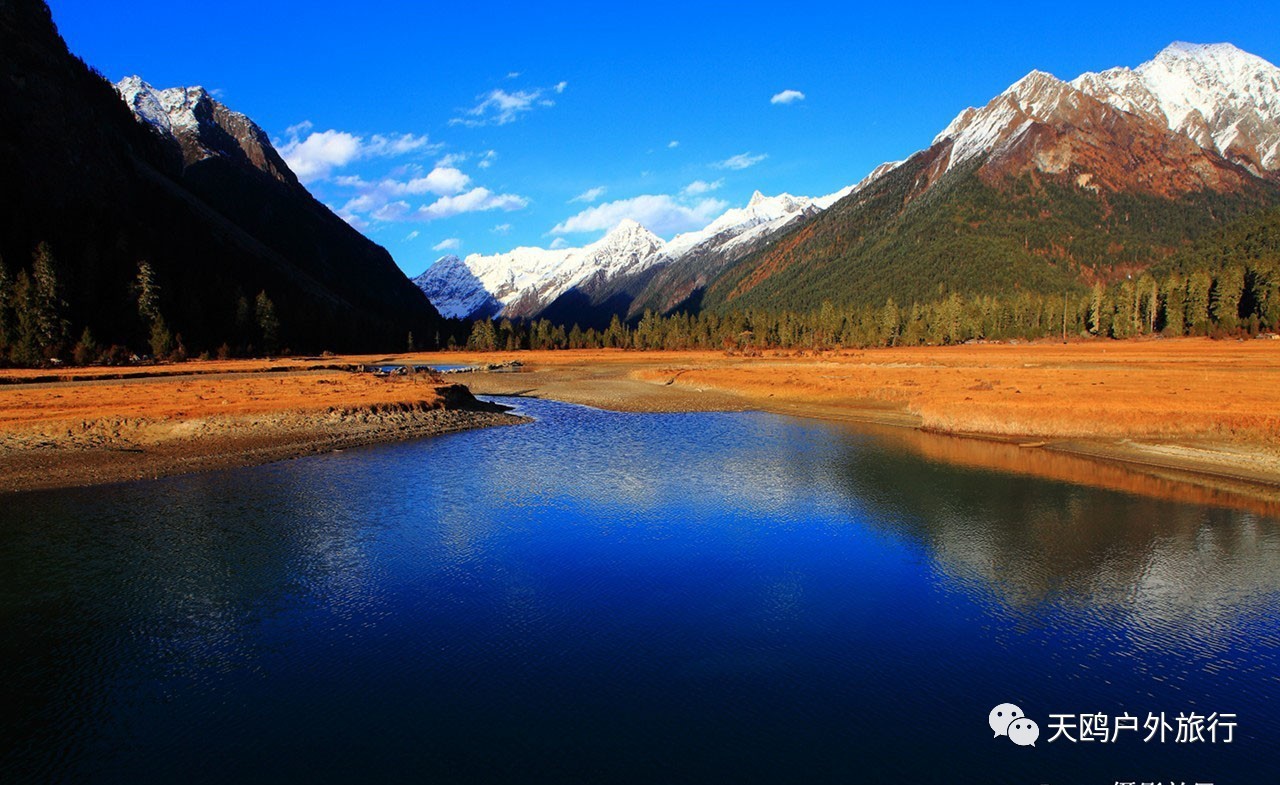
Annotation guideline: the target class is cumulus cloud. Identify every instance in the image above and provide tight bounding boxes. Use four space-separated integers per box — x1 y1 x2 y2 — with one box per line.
681 179 723 197
433 238 462 251
278 124 435 182
714 152 768 170
569 186 607 204
332 167 525 225
770 89 806 105
451 81 565 127
551 194 728 237
418 188 528 221
279 130 363 181
667 140 680 149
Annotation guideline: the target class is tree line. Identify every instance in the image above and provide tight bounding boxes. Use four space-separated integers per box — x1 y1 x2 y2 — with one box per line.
0 245 283 366
462 259 1280 352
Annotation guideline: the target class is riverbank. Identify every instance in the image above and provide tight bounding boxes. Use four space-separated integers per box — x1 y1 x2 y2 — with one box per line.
0 369 527 494
414 340 1280 503
2 339 1277 502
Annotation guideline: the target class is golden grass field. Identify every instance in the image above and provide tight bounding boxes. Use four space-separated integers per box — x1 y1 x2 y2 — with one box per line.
0 338 1277 501
417 338 1280 443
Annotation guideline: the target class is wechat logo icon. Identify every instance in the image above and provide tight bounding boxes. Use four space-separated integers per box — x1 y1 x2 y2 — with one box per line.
990 703 1040 747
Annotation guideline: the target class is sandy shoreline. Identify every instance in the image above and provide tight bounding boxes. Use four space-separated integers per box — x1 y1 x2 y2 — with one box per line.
1 341 1278 508
437 344 1280 510
0 375 528 495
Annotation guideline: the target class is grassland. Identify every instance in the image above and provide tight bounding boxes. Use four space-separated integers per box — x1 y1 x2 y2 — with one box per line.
1 339 1277 507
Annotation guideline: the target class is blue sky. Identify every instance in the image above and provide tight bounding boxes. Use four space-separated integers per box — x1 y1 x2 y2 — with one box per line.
49 0 1280 276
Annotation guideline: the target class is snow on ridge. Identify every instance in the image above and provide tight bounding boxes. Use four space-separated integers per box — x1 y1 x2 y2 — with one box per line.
931 42 1280 174
416 184 862 320
114 76 262 155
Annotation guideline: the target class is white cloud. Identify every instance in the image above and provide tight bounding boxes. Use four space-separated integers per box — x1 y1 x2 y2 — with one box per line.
569 186 607 204
452 81 564 127
714 152 768 170
492 223 513 234
331 168 524 225
278 125 435 182
413 167 471 196
507 71 521 79
418 188 529 221
433 238 462 251
552 194 728 237
550 237 570 250
364 133 431 157
405 230 420 241
667 140 680 149
371 200 411 222
478 150 497 169
279 130 363 181
437 152 467 168
681 179 723 197
770 89 806 105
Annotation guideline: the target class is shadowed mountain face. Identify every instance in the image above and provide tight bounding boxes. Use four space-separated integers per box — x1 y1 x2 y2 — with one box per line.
0 0 445 356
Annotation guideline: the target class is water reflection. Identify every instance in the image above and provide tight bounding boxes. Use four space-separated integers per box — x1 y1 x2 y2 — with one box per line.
0 397 1277 783
831 427 1280 624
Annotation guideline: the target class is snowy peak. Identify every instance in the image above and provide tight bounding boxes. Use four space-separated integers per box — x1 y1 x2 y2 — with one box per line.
114 76 297 184
412 255 501 320
936 69 1103 172
414 188 854 321
933 42 1280 176
598 218 663 251
1075 42 1280 171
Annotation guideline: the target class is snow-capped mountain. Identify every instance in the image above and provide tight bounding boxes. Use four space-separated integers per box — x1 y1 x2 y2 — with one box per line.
414 186 855 323
415 219 667 322
686 42 1280 317
411 255 503 320
115 76 296 184
1072 42 1280 174
930 43 1280 182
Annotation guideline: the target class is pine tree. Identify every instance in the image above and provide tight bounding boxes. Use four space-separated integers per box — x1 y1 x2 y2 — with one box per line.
879 298 900 347
72 326 100 366
135 260 160 325
1088 282 1107 336
1211 265 1245 331
1186 271 1213 335
149 315 175 358
0 253 12 354
255 291 281 354
30 242 69 358
9 271 41 365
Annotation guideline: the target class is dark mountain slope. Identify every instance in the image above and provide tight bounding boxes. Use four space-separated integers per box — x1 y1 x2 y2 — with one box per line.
0 0 444 360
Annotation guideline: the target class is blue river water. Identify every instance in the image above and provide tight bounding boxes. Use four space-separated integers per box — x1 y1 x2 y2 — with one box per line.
1 397 1277 784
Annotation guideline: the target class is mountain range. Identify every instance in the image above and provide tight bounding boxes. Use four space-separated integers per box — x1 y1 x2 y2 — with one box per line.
414 188 850 328
417 42 1280 324
3 0 1279 365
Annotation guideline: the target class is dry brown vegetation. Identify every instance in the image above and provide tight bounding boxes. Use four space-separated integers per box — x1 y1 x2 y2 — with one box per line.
1 338 1277 498
0 367 449 431
413 339 1280 443
0 362 521 493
